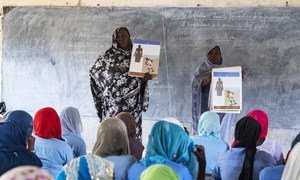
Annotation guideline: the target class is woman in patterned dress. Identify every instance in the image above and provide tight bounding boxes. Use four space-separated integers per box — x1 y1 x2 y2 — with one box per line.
89 27 149 140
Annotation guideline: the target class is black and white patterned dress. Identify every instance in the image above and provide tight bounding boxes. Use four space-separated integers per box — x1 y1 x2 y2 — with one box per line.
90 29 149 140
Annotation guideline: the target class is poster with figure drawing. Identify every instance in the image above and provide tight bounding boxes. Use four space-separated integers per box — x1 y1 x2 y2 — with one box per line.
209 66 242 113
129 39 160 79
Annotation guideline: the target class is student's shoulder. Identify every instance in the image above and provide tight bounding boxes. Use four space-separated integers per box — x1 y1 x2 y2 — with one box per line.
256 149 276 165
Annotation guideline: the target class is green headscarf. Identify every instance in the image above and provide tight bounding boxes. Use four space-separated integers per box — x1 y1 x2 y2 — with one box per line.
140 164 179 180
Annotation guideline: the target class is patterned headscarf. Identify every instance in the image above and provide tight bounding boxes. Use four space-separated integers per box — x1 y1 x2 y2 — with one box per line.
112 27 133 50
56 155 114 180
34 107 62 140
92 117 130 157
141 121 197 178
0 166 52 180
140 164 179 180
197 111 220 138
235 116 261 180
0 110 33 151
60 107 83 137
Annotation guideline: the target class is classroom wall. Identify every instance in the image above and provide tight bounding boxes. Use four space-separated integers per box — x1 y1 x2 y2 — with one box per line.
1 0 299 155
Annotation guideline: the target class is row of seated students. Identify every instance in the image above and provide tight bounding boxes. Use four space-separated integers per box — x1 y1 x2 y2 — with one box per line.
0 107 299 180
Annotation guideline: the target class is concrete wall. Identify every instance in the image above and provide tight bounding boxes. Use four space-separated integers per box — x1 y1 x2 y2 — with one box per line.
1 0 300 157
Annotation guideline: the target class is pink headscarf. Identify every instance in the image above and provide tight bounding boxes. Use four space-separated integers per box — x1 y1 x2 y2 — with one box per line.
232 109 268 147
247 109 268 139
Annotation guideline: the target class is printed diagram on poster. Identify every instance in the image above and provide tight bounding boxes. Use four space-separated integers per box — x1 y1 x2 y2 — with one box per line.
129 39 161 79
209 66 242 113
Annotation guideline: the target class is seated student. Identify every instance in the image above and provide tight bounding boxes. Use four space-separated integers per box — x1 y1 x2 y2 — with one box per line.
128 120 206 180
92 117 136 180
213 116 276 180
56 154 114 180
60 107 86 158
191 111 228 175
33 107 73 177
140 164 179 180
116 112 144 160
0 110 42 175
232 109 284 164
259 132 300 180
0 166 53 180
281 142 300 180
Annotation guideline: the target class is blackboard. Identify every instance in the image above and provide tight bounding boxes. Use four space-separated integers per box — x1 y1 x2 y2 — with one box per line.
2 7 300 129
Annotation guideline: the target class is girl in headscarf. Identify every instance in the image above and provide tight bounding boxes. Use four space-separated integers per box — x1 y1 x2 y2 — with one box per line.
116 112 144 160
60 107 86 158
281 141 300 180
89 27 149 141
232 109 284 164
0 166 53 180
56 155 114 180
92 117 136 180
213 116 276 180
140 164 179 180
33 107 73 177
0 110 42 175
259 132 300 180
128 121 200 180
191 111 228 175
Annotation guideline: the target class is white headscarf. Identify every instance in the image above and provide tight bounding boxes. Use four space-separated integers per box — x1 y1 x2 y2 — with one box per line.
282 142 300 180
60 107 83 137
162 117 184 129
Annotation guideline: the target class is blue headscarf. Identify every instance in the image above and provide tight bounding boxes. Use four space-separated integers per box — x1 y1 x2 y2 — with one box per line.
141 121 197 178
56 155 114 180
0 110 33 151
0 110 42 175
198 111 221 138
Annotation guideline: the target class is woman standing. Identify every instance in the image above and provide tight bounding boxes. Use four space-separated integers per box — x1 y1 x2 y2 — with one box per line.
90 27 149 140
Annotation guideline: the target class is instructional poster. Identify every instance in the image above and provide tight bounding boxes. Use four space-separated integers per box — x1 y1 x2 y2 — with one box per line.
129 39 161 79
210 66 242 113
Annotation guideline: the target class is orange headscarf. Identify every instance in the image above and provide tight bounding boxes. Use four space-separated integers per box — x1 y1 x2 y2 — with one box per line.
34 107 62 139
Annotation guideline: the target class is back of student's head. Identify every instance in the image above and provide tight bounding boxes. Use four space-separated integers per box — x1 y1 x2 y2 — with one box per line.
34 107 62 140
92 117 129 157
0 166 53 180
60 106 83 137
234 116 261 180
140 164 179 180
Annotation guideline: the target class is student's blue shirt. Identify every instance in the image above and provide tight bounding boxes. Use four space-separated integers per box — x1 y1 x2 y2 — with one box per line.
259 165 284 180
192 136 228 174
105 155 136 180
128 161 192 180
62 134 86 158
34 136 73 177
213 148 276 180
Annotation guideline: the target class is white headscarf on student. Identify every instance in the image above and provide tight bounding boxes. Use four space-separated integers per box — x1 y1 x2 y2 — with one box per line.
282 142 300 180
60 107 83 137
162 117 184 129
